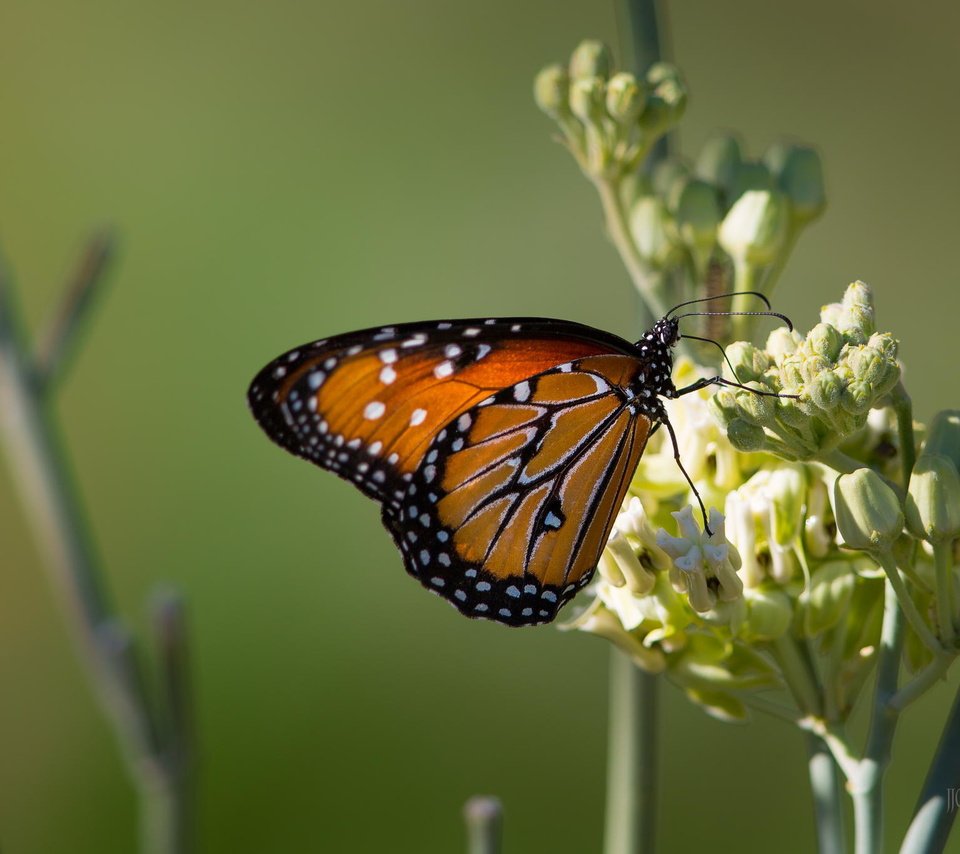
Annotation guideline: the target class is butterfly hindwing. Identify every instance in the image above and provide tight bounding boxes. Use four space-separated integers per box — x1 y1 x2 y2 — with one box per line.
382 355 653 626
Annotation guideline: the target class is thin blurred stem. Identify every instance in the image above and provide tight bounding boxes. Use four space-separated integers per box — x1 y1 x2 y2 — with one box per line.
850 578 904 854
888 652 955 713
806 734 846 854
900 684 960 853
594 177 663 330
875 550 941 655
604 649 658 854
890 382 916 486
0 249 190 854
774 634 822 716
35 229 115 390
464 797 503 854
933 539 956 643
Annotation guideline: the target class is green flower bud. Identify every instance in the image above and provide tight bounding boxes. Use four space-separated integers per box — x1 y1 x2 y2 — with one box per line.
806 322 844 361
669 178 721 247
832 468 904 552
799 560 856 637
683 688 749 723
568 76 606 125
629 196 680 267
765 143 826 225
718 190 789 267
905 454 960 542
605 71 646 123
533 64 570 119
695 134 743 199
820 281 876 343
766 327 801 362
569 39 613 80
639 63 687 135
728 161 775 205
651 158 689 198
742 586 793 641
724 341 772 383
923 410 960 468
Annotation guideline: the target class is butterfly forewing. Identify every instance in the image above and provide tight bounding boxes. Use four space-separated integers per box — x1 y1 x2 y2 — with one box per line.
248 318 634 506
381 355 653 626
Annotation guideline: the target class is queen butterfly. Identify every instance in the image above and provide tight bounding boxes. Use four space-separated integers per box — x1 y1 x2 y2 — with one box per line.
247 298 791 627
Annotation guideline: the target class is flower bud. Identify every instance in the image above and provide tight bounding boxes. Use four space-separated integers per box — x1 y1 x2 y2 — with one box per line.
905 454 960 542
569 39 613 80
832 468 904 552
718 190 789 267
568 76 606 124
806 322 844 362
799 560 856 637
695 134 743 199
639 63 687 135
742 586 793 641
765 143 826 225
669 178 722 254
629 196 680 267
605 71 646 123
651 158 689 198
728 161 775 205
599 530 657 594
533 64 571 119
923 410 960 468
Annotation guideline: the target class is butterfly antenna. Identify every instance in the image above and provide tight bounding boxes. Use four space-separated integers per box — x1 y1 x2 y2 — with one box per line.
666 290 772 317
675 309 794 333
680 333 745 381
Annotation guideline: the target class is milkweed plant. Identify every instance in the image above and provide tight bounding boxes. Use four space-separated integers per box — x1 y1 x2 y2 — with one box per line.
535 37 959 854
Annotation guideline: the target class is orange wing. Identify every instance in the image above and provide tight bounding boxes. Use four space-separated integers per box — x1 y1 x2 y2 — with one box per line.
248 318 635 508
381 355 653 626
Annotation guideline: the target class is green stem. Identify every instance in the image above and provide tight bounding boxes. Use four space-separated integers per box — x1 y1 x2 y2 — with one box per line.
849 578 905 854
933 538 956 643
890 382 916 486
594 177 666 329
900 682 960 853
888 653 955 713
730 261 762 342
806 734 846 854
603 649 658 854
773 634 823 716
0 254 190 853
463 797 503 854
876 549 941 655
816 449 864 475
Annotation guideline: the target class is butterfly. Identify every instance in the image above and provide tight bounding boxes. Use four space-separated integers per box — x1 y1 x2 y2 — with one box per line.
247 295 790 627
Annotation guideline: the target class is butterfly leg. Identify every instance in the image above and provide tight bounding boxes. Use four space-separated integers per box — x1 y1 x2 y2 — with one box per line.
675 376 797 400
658 410 713 537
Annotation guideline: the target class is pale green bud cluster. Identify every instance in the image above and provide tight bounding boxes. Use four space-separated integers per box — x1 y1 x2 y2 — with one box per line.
709 282 901 460
533 40 687 181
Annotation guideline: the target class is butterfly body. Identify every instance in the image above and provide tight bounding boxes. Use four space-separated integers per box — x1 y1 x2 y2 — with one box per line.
249 316 682 626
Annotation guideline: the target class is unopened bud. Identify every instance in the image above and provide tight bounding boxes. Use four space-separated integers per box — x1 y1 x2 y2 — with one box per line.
569 39 613 80
718 190 789 267
905 454 960 542
833 468 904 552
533 64 570 119
605 71 646 123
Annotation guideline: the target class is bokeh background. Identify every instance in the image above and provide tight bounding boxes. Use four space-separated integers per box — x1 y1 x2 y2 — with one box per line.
1 1 958 851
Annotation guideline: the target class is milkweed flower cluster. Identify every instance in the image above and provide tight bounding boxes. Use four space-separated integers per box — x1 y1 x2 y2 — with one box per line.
570 283 960 723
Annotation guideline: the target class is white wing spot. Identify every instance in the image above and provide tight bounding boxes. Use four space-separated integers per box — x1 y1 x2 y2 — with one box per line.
379 365 396 385
510 324 521 332
410 408 427 426
387 452 399 465
523 584 537 595
346 344 363 356
514 381 531 402
368 440 382 456
379 349 398 364
324 357 337 370
476 582 491 592
434 361 454 379
463 327 481 337
505 585 521 598
402 334 427 348
484 319 496 325
444 344 462 359
476 344 491 360
308 371 326 389
457 413 472 432
437 322 452 330
272 366 287 379
364 401 386 420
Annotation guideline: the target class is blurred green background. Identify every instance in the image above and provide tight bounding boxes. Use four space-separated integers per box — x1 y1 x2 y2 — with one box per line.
1 1 958 851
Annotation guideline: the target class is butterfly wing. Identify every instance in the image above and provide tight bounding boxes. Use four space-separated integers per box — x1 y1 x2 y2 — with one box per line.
382 354 654 626
248 318 636 507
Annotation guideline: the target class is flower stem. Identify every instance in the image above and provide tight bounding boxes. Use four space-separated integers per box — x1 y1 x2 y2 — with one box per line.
890 382 916 486
773 634 823 716
899 683 960 853
463 796 503 854
933 538 956 643
806 734 846 854
0 249 191 853
604 649 658 854
876 549 941 654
